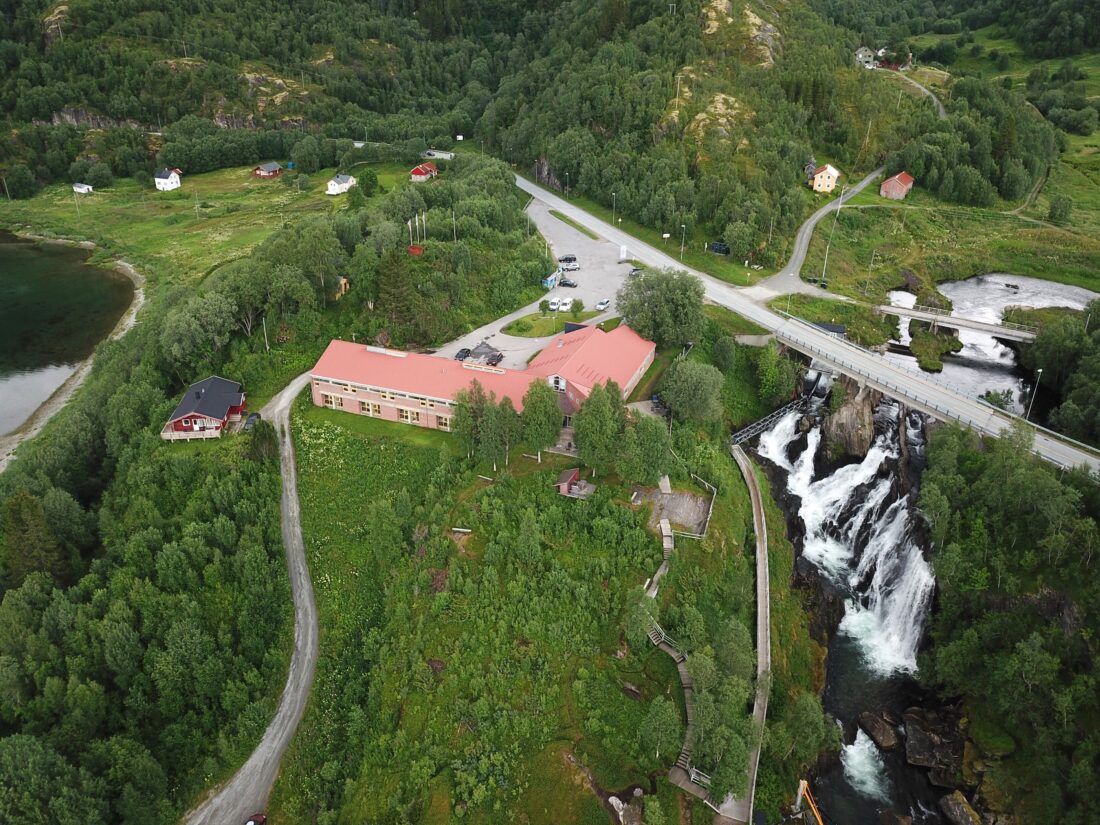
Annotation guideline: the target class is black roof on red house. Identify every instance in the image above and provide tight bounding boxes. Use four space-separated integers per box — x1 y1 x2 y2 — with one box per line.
169 376 244 422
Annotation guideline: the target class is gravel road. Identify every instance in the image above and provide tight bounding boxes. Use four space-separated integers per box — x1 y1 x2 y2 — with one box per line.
184 372 317 825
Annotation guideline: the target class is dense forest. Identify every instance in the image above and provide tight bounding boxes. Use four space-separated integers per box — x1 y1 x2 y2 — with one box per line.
0 154 553 823
919 425 1100 824
812 0 1100 58
1019 299 1100 447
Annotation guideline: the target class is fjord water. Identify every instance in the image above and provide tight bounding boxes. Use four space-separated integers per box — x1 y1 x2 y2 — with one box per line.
0 231 133 435
758 406 944 823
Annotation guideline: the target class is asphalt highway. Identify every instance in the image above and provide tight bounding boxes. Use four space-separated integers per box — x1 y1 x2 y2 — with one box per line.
515 175 1099 472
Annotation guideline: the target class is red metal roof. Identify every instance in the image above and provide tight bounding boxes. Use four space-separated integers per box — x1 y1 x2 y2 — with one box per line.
311 340 537 409
410 162 438 177
885 171 914 187
813 164 839 177
528 325 656 393
310 325 656 414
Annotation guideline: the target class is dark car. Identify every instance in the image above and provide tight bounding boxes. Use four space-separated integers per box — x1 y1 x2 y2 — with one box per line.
486 352 505 366
628 267 643 277
560 278 579 288
557 254 577 264
708 241 731 255
245 816 267 825
243 412 262 432
455 348 472 361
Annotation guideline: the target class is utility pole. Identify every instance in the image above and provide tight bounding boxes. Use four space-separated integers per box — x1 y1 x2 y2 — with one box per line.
1 174 10 201
863 248 877 295
680 224 687 260
262 316 270 352
452 208 457 241
675 74 684 100
1026 367 1043 420
73 191 80 218
820 186 847 287
612 191 617 226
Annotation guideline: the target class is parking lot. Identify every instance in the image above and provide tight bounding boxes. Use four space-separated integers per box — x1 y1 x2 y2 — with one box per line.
433 199 638 369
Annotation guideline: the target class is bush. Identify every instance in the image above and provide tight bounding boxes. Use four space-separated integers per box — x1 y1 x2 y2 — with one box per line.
85 162 114 189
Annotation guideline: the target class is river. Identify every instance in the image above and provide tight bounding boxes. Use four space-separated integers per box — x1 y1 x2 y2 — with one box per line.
758 402 945 824
0 231 134 436
886 274 1098 414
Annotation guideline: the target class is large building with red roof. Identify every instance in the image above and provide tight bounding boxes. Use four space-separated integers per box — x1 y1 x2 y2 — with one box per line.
309 325 656 431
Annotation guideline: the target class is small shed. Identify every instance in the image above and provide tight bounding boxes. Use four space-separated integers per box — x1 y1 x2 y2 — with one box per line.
253 161 283 178
72 183 93 194
556 468 581 495
880 171 915 200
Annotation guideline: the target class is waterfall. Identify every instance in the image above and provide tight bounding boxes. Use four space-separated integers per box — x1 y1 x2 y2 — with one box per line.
842 730 892 802
758 405 935 676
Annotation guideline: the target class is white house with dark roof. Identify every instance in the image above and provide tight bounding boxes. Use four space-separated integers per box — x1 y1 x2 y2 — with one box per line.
154 168 182 191
326 174 356 195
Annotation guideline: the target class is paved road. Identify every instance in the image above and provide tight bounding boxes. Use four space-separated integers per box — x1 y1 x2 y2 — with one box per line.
185 372 318 825
433 199 627 367
515 175 1100 472
741 167 884 302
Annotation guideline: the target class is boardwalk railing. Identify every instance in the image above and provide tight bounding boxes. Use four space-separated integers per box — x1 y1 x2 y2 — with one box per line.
731 397 807 445
902 304 1039 334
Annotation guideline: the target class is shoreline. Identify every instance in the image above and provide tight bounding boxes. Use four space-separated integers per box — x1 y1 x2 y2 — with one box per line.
0 232 146 473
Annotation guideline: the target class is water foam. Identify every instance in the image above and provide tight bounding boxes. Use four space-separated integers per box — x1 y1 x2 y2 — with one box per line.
759 406 935 675
842 729 892 802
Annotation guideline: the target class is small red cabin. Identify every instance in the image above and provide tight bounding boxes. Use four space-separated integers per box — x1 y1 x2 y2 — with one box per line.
410 161 439 182
161 376 246 441
556 468 581 495
253 162 283 178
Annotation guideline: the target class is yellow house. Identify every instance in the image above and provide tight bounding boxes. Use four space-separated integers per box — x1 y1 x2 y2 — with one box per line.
810 164 840 193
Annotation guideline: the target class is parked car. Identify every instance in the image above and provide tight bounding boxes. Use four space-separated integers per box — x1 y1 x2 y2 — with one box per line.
548 297 561 311
486 352 504 366
558 298 573 313
454 347 472 361
708 241 731 255
562 261 580 271
628 267 643 277
560 278 579 288
243 412 262 432
245 816 267 825
557 254 577 263
595 298 610 311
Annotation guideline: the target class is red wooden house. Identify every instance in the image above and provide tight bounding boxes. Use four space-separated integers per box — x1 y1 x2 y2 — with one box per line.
253 161 283 178
410 161 439 182
880 171 915 200
161 376 246 440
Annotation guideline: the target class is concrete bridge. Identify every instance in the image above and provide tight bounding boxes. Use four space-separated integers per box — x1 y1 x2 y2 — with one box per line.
881 304 1038 342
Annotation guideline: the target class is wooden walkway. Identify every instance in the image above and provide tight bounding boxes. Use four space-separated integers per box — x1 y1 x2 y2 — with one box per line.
643 459 773 824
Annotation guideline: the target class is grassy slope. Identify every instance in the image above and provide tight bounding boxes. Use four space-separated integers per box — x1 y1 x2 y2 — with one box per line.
799 196 1100 300
502 309 601 336
0 162 407 285
279 401 686 823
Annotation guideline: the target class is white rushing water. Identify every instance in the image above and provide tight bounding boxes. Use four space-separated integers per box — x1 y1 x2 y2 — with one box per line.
758 407 935 675
842 729 892 802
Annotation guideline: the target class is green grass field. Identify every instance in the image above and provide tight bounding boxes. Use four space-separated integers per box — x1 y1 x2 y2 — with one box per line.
503 309 600 336
800 197 1100 301
0 161 408 286
910 26 1100 97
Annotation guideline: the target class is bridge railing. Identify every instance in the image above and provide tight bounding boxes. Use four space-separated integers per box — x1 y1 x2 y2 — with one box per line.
902 305 1038 334
776 329 1100 467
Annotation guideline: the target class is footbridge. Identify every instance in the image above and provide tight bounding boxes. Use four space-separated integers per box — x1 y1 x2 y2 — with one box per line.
880 304 1038 342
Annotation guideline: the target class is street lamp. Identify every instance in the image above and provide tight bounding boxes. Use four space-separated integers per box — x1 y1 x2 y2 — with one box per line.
1026 368 1043 420
612 191 617 226
565 170 569 196
680 224 687 260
